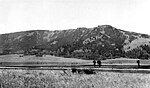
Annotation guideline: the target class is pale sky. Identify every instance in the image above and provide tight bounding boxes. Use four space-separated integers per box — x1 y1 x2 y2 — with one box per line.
0 0 150 34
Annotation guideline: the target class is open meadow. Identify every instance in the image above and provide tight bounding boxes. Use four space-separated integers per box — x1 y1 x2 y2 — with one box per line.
0 54 150 69
1 54 150 65
0 54 150 88
0 54 89 63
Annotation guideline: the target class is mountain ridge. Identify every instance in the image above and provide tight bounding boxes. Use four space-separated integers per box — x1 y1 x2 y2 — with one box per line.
1 25 150 60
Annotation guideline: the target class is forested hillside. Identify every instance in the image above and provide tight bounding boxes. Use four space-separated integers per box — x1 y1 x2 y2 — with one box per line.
1 25 150 60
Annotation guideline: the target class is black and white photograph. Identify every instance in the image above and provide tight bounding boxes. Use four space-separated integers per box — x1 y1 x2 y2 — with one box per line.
0 0 150 88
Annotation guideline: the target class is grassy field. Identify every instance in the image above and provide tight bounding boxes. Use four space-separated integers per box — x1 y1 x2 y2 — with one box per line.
0 54 150 64
1 54 150 70
0 54 150 68
0 69 150 88
0 54 89 63
0 54 150 88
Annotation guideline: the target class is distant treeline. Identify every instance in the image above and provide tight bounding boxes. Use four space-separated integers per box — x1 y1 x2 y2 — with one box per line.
1 44 150 60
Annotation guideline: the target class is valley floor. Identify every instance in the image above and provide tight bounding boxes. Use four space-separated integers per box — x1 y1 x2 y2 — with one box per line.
0 54 150 88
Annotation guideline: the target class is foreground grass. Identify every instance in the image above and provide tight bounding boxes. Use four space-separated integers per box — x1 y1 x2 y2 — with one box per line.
0 70 150 88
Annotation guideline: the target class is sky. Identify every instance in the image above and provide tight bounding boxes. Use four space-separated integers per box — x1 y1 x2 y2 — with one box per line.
0 0 150 34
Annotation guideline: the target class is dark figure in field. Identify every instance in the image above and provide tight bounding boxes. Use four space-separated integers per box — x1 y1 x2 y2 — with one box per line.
93 60 96 67
137 60 140 68
97 60 101 67
72 68 77 73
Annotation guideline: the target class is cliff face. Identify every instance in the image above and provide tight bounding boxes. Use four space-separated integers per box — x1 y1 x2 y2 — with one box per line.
1 25 150 59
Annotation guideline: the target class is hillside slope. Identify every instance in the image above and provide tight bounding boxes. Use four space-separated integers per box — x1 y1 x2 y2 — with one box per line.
0 25 150 59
